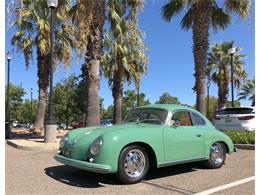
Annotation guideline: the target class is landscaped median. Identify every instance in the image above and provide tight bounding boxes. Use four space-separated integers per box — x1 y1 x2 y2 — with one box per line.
6 129 68 151
223 130 255 150
7 138 61 151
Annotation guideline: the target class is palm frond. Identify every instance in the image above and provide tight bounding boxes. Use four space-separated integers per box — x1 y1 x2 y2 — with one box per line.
207 41 247 91
103 0 148 88
11 0 73 68
211 6 231 30
237 78 255 101
161 0 184 22
181 8 192 30
224 0 251 18
72 0 94 56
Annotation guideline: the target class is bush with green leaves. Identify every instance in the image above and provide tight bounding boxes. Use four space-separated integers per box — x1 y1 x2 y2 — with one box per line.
223 130 255 144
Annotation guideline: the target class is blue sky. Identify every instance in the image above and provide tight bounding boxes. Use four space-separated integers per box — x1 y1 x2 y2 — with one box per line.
5 0 255 108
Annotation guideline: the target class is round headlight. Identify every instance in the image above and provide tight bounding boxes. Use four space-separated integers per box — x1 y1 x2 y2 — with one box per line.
90 137 102 155
59 135 68 149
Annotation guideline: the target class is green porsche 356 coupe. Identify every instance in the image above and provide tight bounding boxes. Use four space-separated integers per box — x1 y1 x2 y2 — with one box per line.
54 104 236 184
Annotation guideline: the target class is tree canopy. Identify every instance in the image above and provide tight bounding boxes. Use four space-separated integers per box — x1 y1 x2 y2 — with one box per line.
156 92 181 105
6 83 26 121
10 0 74 68
207 41 247 109
103 89 150 120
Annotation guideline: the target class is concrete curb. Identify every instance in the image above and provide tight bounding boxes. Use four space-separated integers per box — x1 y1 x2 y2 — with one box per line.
234 144 255 150
6 140 59 151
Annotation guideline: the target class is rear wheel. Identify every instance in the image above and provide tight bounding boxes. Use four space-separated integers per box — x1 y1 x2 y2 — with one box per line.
204 142 226 169
116 145 149 184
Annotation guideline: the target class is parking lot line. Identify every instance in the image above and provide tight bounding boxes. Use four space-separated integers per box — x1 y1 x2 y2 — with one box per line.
142 181 195 194
194 176 255 195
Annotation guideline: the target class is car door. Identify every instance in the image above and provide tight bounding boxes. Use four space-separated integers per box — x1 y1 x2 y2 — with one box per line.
163 110 205 162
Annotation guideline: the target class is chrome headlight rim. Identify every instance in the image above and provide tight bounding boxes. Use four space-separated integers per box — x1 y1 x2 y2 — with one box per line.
59 134 68 149
90 137 103 155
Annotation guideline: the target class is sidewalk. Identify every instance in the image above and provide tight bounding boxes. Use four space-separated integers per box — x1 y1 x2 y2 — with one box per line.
6 128 67 151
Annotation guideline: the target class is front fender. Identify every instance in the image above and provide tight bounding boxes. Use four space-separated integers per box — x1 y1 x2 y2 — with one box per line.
93 127 165 173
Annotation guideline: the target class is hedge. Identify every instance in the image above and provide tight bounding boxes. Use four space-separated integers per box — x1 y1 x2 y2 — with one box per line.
223 130 255 144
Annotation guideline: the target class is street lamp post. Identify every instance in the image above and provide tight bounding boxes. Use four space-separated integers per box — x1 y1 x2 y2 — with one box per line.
45 0 58 143
5 52 12 139
228 46 236 108
30 88 33 128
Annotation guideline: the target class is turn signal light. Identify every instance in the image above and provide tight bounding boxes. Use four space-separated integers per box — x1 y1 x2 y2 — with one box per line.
238 116 255 120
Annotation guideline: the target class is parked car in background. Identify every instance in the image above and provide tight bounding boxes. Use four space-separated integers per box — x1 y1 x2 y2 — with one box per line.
58 123 66 130
214 107 255 131
100 119 113 126
16 121 30 129
55 104 235 184
12 121 19 128
72 121 85 129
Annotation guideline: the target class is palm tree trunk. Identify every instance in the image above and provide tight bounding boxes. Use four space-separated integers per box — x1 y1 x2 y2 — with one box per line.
83 0 105 127
112 69 123 124
82 61 101 126
217 66 229 110
192 0 212 115
217 76 224 110
34 47 50 133
223 65 229 107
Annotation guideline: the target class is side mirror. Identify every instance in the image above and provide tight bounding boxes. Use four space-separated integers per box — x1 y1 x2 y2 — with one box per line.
173 120 181 128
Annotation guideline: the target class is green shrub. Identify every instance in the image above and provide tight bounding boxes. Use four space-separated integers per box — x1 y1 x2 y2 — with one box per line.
223 130 255 144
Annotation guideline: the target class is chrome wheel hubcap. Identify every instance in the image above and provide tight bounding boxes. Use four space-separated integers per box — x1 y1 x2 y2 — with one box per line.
210 143 224 165
124 149 145 178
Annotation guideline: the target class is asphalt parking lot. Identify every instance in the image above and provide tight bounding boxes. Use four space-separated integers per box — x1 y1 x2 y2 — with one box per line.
6 144 254 195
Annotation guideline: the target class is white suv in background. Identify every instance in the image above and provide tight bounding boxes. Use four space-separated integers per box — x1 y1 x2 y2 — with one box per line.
214 107 255 131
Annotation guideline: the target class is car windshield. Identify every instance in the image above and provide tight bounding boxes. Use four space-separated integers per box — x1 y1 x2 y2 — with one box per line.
217 108 254 115
124 108 168 125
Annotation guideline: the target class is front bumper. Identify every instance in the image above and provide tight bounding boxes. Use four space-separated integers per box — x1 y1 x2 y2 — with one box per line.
54 154 112 174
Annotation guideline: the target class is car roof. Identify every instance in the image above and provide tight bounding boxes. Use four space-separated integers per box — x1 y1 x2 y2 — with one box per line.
138 104 195 112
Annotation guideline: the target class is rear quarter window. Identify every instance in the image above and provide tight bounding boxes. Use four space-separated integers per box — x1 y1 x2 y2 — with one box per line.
190 112 206 126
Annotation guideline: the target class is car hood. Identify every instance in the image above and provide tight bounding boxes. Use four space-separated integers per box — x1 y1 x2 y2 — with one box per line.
67 122 158 147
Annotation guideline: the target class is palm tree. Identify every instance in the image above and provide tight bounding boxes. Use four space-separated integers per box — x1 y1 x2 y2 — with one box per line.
11 0 73 133
238 78 255 106
84 0 105 126
161 0 251 115
207 42 247 109
102 0 148 124
71 0 105 127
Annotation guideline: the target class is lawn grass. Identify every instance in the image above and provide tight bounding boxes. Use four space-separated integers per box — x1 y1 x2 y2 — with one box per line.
223 130 255 144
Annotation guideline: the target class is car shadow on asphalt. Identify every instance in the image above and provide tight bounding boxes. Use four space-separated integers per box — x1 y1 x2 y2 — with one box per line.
44 165 117 188
146 163 198 180
44 162 200 188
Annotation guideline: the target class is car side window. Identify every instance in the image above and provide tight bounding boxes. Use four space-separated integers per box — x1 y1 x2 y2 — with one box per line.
190 112 206 126
171 111 192 126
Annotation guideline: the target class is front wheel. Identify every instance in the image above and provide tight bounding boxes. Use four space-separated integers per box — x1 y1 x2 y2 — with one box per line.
204 142 226 169
116 145 149 184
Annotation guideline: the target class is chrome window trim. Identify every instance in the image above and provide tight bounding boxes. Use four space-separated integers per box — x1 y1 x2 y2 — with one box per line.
189 111 206 126
167 109 193 126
